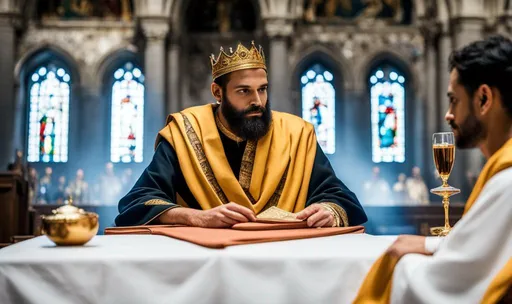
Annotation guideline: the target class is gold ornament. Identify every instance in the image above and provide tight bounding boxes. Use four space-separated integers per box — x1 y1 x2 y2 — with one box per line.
210 41 266 80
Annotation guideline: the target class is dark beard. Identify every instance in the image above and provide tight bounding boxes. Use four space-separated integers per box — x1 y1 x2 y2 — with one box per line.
220 97 272 141
450 110 486 149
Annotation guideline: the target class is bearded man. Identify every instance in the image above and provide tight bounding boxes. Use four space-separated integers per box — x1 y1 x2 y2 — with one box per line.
354 35 512 304
116 42 367 228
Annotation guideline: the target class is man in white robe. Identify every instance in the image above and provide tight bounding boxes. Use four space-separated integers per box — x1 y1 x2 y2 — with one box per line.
390 168 512 303
354 35 512 304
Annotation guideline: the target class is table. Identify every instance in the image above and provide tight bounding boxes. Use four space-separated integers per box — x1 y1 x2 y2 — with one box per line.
0 234 396 304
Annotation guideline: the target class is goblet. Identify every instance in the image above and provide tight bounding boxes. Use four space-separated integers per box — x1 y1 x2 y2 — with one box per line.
430 132 460 236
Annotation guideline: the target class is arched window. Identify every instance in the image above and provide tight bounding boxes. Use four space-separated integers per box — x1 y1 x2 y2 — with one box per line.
110 62 145 163
27 64 70 163
301 64 335 154
369 67 405 163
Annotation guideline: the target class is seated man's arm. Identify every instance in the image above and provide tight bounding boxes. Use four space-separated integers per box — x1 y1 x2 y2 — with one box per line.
390 169 512 303
304 143 367 226
115 141 182 226
116 140 257 227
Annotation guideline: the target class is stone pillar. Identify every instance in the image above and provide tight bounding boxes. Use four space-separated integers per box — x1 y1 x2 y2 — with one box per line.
452 17 486 196
167 34 181 114
411 38 427 177
423 28 441 186
437 31 451 131
264 19 294 114
496 11 512 35
141 19 169 162
78 86 104 166
0 14 18 167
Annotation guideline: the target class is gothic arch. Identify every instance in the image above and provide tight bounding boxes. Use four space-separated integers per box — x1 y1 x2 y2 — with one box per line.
14 45 81 168
361 51 422 170
94 47 141 90
291 44 354 92
15 44 81 86
357 48 418 93
291 48 347 156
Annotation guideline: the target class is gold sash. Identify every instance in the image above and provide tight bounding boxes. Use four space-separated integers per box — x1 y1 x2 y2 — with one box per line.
353 138 512 304
156 104 317 214
481 259 512 303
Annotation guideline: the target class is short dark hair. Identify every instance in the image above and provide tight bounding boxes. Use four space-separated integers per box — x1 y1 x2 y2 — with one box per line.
449 35 512 117
213 73 231 90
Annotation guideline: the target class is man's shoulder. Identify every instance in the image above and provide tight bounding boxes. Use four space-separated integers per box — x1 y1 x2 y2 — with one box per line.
164 104 214 125
485 167 512 192
271 111 314 130
179 104 213 114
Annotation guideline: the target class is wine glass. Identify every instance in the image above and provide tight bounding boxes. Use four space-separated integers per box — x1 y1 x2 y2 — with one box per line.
430 132 460 236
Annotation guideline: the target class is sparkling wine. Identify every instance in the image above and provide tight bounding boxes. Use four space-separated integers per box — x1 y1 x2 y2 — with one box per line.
433 144 455 180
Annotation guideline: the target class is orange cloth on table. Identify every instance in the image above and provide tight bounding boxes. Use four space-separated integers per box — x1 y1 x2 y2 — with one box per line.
105 223 365 249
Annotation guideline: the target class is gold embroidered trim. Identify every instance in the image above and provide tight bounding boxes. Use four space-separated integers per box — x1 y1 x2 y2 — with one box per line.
239 139 257 204
319 203 340 227
144 199 173 206
182 114 230 204
262 162 290 211
321 202 349 227
215 111 244 142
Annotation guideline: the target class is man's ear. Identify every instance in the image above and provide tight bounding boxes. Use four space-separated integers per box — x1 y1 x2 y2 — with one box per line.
211 83 222 102
477 84 493 116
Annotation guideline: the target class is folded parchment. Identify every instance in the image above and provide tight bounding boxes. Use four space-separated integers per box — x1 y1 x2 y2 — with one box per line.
256 206 302 222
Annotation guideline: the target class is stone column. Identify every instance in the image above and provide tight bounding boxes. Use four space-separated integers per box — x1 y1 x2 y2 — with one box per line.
436 31 451 131
0 14 18 167
78 86 104 166
452 17 486 196
141 19 169 162
423 27 441 186
496 9 512 35
167 34 181 114
264 19 294 114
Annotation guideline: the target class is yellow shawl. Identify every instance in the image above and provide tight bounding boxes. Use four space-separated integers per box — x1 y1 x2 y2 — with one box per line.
156 104 317 214
354 138 512 304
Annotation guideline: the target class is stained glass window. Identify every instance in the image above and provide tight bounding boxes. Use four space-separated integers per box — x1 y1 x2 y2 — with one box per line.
370 68 405 163
27 64 70 163
301 64 335 154
110 62 145 163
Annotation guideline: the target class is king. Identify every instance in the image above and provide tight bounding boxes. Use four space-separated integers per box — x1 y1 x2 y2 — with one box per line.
116 41 367 228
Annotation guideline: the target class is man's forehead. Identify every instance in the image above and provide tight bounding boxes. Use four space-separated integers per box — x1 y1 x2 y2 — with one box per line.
447 69 459 93
229 68 267 82
449 69 459 82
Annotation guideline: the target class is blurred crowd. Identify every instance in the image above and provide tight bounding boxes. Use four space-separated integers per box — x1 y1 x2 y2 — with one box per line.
361 165 479 205
8 150 136 205
363 166 431 206
7 149 478 207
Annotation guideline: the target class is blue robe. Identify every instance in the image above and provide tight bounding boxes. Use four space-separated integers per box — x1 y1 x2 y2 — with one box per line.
116 130 367 226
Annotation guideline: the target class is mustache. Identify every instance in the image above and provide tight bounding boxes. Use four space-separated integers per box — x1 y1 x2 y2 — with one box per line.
244 105 265 115
449 121 458 129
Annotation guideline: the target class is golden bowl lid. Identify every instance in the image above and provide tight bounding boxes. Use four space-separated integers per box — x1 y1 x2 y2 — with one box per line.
42 196 96 221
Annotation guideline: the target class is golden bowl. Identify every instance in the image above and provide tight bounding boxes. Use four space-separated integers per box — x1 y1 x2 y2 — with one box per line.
41 201 99 246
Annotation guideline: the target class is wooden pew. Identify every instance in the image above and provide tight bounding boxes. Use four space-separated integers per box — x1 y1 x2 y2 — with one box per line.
0 172 29 244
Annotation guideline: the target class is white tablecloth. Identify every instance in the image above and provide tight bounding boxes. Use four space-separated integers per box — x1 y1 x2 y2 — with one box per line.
0 234 396 304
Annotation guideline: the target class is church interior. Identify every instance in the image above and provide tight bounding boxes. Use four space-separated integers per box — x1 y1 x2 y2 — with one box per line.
0 0 510 240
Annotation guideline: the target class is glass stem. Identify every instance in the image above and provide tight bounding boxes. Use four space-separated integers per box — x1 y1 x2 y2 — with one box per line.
442 177 448 188
443 195 450 230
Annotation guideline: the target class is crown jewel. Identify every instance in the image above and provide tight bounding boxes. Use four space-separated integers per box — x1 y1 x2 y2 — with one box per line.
210 41 266 80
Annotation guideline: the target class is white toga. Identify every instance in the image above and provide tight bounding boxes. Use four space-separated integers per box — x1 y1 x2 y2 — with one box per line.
391 168 512 303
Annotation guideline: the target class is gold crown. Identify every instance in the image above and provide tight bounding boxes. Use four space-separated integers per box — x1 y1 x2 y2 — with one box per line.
210 41 266 80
